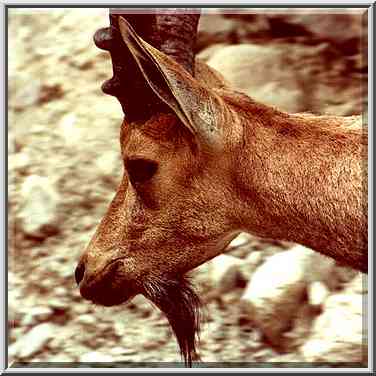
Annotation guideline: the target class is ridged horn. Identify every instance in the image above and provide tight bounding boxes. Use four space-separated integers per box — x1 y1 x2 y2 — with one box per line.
93 8 201 120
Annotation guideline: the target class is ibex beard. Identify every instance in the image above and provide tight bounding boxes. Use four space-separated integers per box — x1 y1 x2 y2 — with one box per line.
143 275 201 365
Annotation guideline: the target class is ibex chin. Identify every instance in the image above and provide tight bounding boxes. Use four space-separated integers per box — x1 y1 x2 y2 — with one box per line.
75 10 368 366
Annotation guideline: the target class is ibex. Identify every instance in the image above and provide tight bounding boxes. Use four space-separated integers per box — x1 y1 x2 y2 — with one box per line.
75 9 368 366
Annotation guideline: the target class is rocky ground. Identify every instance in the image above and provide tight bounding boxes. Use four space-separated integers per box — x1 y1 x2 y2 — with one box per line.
7 8 368 369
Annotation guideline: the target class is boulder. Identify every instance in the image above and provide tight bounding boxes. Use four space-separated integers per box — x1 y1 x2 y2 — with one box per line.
18 175 60 238
237 251 263 283
204 254 243 293
204 40 362 116
241 245 335 346
301 283 367 364
228 232 253 248
9 75 42 111
196 43 228 62
346 273 367 294
58 113 84 145
20 306 54 327
9 153 30 174
80 351 114 363
197 12 270 51
267 13 363 53
197 14 240 50
12 323 57 359
77 314 96 326
307 281 330 308
206 44 304 113
95 150 122 186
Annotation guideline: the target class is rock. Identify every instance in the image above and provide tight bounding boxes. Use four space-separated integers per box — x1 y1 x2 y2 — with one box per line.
301 290 366 364
18 175 60 238
46 354 75 362
345 273 367 294
10 77 42 111
114 321 127 338
196 43 228 62
237 251 263 283
58 113 84 144
8 341 21 359
226 233 256 259
240 245 334 346
37 83 64 104
197 12 270 51
59 263 75 278
332 265 359 289
307 281 330 308
8 132 16 154
206 44 304 113
95 151 121 184
110 346 137 356
20 306 54 326
228 232 252 248
241 247 308 346
54 286 68 297
126 295 154 318
9 153 30 174
77 314 96 325
15 323 57 358
205 41 363 116
197 14 240 50
79 351 114 363
73 304 92 315
48 297 69 310
305 251 336 287
205 254 243 293
253 348 277 361
246 251 262 265
268 13 363 52
8 282 24 325
283 304 318 350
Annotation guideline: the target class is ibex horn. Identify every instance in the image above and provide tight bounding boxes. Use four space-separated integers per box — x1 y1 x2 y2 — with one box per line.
93 9 201 119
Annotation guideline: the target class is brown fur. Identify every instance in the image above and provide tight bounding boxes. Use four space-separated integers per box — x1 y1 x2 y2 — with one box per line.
76 25 368 365
220 90 367 272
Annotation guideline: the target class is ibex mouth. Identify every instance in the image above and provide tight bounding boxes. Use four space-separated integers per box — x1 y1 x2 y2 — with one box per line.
78 259 139 307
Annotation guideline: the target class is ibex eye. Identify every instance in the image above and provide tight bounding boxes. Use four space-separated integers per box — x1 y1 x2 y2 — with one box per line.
125 158 158 185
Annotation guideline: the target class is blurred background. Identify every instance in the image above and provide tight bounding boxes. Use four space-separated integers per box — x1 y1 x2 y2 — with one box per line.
8 8 368 367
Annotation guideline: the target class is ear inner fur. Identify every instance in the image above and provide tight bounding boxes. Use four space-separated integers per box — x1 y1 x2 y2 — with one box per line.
118 17 194 132
118 17 223 148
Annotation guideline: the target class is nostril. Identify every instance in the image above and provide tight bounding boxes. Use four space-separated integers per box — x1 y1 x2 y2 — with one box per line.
75 262 85 286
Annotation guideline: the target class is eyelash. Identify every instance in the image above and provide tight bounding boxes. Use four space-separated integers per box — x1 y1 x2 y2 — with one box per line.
125 158 158 185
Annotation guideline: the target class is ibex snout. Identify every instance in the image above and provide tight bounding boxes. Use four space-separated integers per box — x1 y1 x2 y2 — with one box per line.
74 260 85 285
75 250 140 307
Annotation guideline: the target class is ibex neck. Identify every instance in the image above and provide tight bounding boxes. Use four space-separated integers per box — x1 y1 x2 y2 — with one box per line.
231 97 367 272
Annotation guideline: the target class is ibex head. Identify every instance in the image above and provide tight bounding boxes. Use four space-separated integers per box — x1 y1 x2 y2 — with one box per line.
75 12 243 365
76 9 367 366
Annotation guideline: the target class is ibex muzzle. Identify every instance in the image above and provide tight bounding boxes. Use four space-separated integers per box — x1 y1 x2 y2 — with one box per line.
76 12 367 366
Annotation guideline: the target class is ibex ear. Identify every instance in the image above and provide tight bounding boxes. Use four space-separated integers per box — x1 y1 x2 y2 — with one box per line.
118 17 222 147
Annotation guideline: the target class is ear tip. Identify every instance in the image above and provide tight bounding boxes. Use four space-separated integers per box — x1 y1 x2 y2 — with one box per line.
118 15 129 30
118 16 135 38
118 16 139 44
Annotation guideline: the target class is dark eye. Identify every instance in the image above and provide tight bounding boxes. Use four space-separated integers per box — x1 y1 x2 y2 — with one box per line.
125 158 158 185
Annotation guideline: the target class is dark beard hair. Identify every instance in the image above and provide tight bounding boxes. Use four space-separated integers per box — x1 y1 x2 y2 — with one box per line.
143 274 201 367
